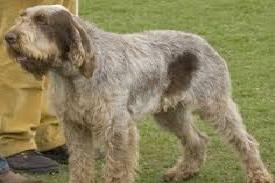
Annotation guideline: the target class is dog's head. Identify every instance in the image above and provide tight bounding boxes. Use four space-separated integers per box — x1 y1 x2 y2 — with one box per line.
5 5 94 78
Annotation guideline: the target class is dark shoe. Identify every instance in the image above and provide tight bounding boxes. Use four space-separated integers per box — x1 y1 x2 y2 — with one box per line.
0 170 44 183
6 150 59 174
42 145 69 164
42 145 105 164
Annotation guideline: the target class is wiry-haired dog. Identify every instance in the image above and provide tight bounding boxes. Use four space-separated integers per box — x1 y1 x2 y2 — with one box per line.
5 5 272 183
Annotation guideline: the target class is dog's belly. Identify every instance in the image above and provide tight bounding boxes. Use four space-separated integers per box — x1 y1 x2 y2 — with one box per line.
127 87 163 120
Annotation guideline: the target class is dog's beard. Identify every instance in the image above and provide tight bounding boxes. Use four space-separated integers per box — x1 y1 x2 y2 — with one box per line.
7 46 52 79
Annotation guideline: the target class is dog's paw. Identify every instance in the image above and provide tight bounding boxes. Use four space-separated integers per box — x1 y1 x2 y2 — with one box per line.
247 169 273 183
163 167 199 182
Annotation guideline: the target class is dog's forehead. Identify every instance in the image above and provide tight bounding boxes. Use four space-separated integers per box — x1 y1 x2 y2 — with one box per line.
25 5 69 16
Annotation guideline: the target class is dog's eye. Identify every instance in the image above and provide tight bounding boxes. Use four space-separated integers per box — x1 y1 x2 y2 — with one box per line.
34 14 47 25
19 10 27 17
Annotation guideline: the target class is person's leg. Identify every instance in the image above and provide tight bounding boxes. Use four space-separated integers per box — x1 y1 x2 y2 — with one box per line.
0 0 77 156
0 0 75 173
0 0 43 158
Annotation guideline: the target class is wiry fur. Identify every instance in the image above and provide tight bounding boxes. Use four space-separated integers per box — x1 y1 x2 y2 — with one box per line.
5 5 272 183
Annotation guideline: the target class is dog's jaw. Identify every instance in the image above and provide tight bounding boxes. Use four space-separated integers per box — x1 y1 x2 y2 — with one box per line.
6 45 55 79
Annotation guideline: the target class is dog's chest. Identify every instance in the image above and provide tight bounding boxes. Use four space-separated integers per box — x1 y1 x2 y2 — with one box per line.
63 89 110 130
48 72 110 132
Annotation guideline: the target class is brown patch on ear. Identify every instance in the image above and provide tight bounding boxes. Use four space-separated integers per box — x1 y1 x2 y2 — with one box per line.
68 16 95 78
79 54 96 78
166 52 199 95
67 25 86 67
49 10 95 78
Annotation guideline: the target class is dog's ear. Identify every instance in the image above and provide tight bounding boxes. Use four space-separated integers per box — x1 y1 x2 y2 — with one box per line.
68 16 95 78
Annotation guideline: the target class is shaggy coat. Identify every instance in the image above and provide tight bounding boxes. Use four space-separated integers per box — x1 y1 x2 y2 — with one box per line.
4 5 272 183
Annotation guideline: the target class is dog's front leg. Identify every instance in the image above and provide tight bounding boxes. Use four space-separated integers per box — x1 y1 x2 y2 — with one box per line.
63 121 95 183
104 112 138 183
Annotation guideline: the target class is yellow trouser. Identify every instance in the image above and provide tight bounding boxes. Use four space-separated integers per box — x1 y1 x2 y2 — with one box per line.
0 0 76 157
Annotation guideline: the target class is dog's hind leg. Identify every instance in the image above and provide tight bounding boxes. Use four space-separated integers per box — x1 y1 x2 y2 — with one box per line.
104 112 138 183
199 97 272 183
154 105 208 181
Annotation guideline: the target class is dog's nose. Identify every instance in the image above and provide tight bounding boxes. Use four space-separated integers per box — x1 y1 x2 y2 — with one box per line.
5 32 18 44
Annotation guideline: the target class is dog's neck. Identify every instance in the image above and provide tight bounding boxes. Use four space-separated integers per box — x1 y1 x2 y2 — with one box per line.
46 69 81 106
45 70 67 117
49 55 89 79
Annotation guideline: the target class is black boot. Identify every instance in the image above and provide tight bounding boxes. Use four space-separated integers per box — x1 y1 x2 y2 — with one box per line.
6 150 59 174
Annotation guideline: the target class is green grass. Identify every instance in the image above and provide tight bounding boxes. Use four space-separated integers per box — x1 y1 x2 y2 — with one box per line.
33 0 275 182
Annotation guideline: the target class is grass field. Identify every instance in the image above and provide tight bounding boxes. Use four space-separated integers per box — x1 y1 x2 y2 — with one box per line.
34 0 275 182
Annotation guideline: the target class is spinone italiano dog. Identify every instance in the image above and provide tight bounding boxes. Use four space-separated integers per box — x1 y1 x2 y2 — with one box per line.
4 5 272 183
